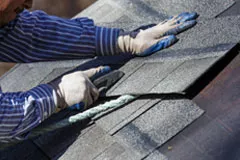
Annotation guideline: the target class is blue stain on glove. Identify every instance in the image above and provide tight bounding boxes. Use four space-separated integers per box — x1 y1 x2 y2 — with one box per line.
165 12 198 36
120 23 157 39
137 35 178 57
69 102 85 111
90 66 111 81
69 66 112 111
165 20 197 35
176 12 198 23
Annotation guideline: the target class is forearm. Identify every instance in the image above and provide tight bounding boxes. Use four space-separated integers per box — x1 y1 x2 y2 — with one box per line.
0 10 121 63
0 84 56 142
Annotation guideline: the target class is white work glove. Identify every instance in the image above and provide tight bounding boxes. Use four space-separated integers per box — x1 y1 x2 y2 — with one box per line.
49 66 106 112
117 12 198 56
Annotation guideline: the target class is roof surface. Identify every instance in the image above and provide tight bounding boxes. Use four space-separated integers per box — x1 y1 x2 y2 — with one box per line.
0 0 240 159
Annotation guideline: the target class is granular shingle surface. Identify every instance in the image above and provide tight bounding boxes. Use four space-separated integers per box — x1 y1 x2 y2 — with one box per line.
0 0 240 159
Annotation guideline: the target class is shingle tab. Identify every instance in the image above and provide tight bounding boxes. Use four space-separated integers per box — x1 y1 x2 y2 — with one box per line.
142 0 235 18
58 125 119 160
96 99 161 134
33 119 94 159
77 0 235 23
0 64 31 92
93 142 125 160
100 16 240 62
151 57 222 93
144 150 168 160
146 16 240 61
108 61 183 95
0 140 48 160
75 0 166 23
114 99 204 158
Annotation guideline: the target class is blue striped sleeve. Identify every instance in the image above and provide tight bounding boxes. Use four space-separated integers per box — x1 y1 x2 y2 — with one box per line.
0 84 56 141
0 10 121 63
95 26 121 56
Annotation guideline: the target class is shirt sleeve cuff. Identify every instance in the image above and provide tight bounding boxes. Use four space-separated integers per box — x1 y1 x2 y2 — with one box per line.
28 84 57 121
95 26 121 56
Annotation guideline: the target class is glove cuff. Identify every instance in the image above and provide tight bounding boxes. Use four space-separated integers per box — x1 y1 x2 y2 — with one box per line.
48 81 67 113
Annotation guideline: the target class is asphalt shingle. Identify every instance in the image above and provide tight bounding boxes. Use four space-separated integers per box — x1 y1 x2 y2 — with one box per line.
107 60 183 95
144 150 168 160
142 0 235 18
100 16 240 62
114 99 204 159
93 142 125 160
95 99 161 134
33 119 93 159
76 0 235 23
76 0 166 23
0 140 48 160
151 57 222 93
1 0 239 159
0 64 31 92
58 125 119 160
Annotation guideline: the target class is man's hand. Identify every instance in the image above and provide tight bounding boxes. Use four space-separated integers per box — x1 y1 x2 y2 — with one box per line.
49 66 108 112
0 0 32 26
118 12 198 56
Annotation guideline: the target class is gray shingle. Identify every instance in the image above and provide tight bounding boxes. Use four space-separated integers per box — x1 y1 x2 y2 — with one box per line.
113 0 167 21
144 150 168 160
26 59 90 68
113 146 143 160
142 0 235 18
75 0 166 23
14 67 53 91
151 57 222 93
96 99 161 134
108 99 161 135
100 16 240 62
146 16 240 62
218 0 240 17
77 0 235 23
0 140 48 160
93 142 125 160
58 125 119 160
107 57 221 95
108 60 183 95
40 67 76 84
114 99 204 158
0 57 130 92
33 119 94 159
0 64 31 92
0 60 88 92
106 59 144 94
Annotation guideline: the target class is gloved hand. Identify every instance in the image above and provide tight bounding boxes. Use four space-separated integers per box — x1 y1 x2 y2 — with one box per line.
48 66 109 112
117 12 198 56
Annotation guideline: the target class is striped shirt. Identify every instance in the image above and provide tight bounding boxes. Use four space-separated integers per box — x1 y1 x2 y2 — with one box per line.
0 10 121 142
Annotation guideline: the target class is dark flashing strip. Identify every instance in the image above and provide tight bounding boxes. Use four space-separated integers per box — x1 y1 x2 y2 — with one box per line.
217 0 240 18
185 43 240 99
214 0 236 18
